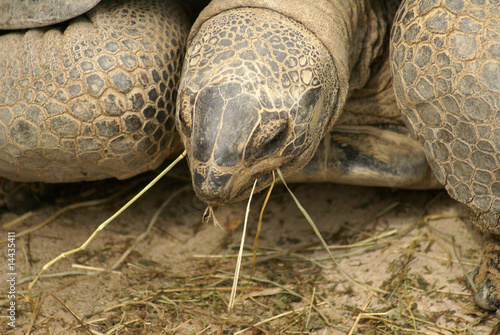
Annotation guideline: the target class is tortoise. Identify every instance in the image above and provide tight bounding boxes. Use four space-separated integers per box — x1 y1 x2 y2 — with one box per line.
1 0 500 313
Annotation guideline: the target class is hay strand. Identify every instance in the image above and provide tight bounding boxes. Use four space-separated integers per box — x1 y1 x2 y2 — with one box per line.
28 150 187 293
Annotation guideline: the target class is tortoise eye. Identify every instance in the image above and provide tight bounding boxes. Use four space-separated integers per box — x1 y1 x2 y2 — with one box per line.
177 90 193 135
252 120 289 159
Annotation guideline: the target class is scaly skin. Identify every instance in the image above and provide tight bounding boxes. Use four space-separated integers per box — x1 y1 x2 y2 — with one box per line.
391 0 500 311
178 0 500 313
0 0 101 29
0 0 189 183
176 0 399 204
2 0 500 313
391 0 500 232
177 7 338 205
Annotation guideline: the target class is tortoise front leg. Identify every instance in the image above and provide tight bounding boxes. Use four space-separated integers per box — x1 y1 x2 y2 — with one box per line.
473 237 500 311
391 0 500 311
286 125 441 189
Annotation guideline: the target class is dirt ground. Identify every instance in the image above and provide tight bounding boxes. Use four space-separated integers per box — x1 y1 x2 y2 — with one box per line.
0 164 499 334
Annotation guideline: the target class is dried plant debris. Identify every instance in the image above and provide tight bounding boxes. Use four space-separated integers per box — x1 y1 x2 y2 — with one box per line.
0 181 497 334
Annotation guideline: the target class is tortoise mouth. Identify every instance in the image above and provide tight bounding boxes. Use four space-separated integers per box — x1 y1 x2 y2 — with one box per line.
191 151 303 207
208 154 304 206
228 171 276 204
193 168 273 207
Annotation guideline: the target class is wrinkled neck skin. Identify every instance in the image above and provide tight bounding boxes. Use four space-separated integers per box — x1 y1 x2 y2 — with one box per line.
176 0 391 206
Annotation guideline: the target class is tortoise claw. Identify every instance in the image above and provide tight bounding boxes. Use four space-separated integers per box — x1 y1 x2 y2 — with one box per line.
474 278 500 311
472 237 500 312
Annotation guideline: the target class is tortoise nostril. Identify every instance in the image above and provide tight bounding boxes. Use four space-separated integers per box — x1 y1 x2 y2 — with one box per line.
191 168 234 205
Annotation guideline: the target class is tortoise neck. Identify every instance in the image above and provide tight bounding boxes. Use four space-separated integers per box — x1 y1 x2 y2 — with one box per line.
343 0 397 93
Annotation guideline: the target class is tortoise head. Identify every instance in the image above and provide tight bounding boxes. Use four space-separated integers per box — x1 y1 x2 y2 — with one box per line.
177 8 339 206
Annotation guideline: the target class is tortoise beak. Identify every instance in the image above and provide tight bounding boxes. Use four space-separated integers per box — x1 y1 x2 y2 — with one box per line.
190 162 278 206
191 168 233 206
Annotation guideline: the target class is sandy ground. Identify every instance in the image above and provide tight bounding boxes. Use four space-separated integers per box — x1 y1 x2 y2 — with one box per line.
0 167 499 334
